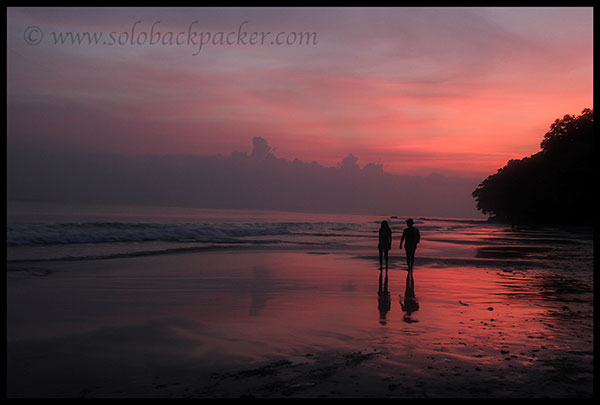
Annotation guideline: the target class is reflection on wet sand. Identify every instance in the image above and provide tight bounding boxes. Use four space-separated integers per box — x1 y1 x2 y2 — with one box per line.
377 269 390 325
400 271 419 323
378 268 421 325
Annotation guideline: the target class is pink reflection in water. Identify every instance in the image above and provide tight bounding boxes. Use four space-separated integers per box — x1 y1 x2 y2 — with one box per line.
7 247 592 390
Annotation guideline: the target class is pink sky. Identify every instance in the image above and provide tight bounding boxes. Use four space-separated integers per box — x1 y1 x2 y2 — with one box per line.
7 7 593 178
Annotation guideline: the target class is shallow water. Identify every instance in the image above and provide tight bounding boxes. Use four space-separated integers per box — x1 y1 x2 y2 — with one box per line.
7 247 593 397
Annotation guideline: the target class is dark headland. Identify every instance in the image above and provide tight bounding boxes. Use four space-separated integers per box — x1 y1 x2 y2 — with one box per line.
472 108 593 228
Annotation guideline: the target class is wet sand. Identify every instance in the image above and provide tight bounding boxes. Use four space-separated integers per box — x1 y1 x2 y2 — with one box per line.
6 249 594 398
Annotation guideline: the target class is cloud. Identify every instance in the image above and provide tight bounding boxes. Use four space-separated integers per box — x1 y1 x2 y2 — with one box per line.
6 7 593 178
7 137 482 218
250 136 275 160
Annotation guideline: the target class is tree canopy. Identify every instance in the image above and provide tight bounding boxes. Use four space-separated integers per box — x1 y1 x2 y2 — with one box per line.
472 108 593 225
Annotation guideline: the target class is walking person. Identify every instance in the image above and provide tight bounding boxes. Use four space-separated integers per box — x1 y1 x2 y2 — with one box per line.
378 220 392 270
399 218 420 271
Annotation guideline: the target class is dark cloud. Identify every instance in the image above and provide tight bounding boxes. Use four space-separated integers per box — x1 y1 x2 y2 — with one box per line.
250 136 275 160
7 138 481 217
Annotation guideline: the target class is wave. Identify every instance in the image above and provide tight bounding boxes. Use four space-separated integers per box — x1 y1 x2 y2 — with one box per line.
6 221 369 246
6 244 269 263
6 240 356 264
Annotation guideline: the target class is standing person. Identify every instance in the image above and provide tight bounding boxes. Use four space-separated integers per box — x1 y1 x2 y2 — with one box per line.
378 220 392 270
399 218 420 271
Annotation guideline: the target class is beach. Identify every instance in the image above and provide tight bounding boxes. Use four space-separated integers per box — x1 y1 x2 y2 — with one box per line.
6 205 594 398
7 4 595 399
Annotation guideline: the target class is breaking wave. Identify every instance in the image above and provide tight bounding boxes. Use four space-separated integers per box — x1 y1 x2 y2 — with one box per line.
6 221 368 246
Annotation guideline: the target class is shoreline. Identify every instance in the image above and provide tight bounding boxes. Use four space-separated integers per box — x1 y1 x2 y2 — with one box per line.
7 249 594 398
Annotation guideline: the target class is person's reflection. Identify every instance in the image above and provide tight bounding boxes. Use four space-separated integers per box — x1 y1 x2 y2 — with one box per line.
400 271 419 323
378 268 391 325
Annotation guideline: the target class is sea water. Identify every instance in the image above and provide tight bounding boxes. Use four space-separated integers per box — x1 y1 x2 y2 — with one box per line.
6 200 592 282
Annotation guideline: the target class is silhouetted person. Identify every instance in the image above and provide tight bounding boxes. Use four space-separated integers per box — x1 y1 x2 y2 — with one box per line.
400 270 419 323
378 268 391 325
378 220 392 269
399 218 420 271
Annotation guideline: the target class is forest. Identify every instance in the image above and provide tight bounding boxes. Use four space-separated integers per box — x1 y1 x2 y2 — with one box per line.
472 108 593 225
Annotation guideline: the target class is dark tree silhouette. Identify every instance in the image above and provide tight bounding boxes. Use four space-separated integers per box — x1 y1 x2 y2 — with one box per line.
472 108 593 225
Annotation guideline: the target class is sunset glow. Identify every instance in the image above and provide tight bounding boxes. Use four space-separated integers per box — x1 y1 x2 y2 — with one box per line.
6 7 594 399
7 7 593 177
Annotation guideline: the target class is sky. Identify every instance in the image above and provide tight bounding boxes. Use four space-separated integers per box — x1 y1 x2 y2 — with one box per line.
6 7 594 215
7 136 483 217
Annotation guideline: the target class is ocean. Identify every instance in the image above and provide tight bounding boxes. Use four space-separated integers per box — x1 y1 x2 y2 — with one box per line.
7 201 386 262
6 201 592 279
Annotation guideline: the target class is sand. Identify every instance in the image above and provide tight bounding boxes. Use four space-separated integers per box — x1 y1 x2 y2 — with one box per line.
6 249 594 398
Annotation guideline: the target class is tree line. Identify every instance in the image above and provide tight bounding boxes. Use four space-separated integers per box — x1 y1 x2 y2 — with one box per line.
472 108 593 226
